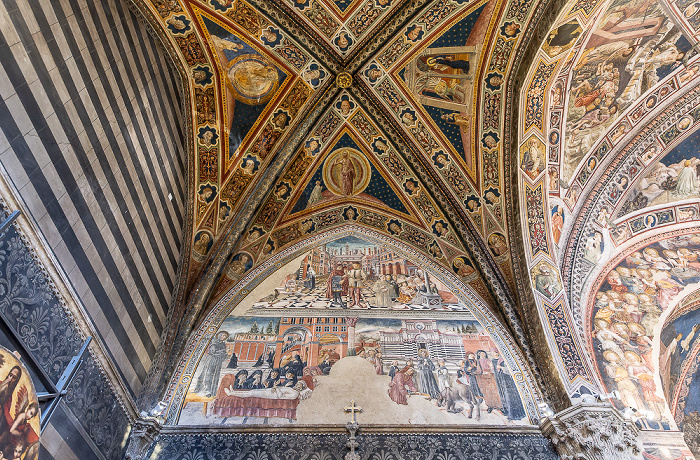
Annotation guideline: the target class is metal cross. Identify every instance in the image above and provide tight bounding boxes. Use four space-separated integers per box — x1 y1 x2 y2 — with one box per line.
344 400 362 423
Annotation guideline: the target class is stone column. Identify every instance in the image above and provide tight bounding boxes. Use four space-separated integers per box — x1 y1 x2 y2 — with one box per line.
124 418 162 460
540 402 642 460
346 316 359 356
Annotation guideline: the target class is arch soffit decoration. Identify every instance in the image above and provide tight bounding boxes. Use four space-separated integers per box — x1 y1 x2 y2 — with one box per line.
513 0 700 437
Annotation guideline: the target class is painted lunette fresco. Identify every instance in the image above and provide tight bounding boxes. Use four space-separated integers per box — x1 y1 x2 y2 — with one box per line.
587 232 700 430
163 228 542 425
241 235 471 314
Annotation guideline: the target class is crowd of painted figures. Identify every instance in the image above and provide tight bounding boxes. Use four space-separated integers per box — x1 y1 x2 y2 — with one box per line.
0 363 39 459
592 236 700 426
250 262 466 312
192 331 526 422
384 348 526 421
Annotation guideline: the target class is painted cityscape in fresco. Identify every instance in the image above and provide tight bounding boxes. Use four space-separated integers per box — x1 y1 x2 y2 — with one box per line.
180 315 527 426
591 234 700 429
243 235 472 314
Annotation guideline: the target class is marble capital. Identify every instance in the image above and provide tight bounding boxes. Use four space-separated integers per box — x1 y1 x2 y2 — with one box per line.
540 402 642 460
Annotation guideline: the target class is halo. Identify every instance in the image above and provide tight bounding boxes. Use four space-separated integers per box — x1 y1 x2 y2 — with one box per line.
322 148 371 197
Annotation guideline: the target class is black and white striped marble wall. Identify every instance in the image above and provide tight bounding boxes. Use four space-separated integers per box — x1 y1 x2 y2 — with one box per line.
0 0 186 396
0 211 131 460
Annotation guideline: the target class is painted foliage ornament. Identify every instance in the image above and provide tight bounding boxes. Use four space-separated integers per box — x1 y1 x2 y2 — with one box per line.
336 72 353 88
0 346 40 460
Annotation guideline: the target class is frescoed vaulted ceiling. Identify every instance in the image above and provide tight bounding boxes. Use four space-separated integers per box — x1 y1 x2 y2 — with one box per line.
135 0 530 392
105 0 700 454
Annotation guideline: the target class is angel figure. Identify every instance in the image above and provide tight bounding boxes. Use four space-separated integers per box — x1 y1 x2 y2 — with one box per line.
0 385 39 459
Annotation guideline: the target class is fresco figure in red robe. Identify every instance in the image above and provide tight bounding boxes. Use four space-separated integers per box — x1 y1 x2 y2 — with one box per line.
332 151 356 196
388 367 418 405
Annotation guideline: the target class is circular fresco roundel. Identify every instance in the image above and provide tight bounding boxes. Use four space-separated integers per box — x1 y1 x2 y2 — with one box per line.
322 148 372 197
0 345 40 460
226 54 279 105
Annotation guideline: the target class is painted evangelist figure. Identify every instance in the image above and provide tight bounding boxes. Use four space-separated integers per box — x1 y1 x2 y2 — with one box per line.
205 18 287 160
180 316 528 426
590 233 700 429
0 347 40 460
245 236 469 313
562 0 691 183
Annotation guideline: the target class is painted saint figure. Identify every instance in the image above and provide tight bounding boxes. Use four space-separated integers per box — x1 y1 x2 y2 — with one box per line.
0 366 22 456
551 207 564 245
416 349 441 399
346 262 367 307
307 180 323 207
306 265 316 290
332 151 356 196
475 350 502 412
522 138 543 178
388 367 418 405
674 160 697 197
194 331 230 397
372 275 394 308
436 360 451 392
492 350 526 420
389 361 399 381
326 265 348 308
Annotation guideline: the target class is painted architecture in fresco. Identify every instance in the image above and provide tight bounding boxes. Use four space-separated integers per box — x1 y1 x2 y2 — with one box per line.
0 347 40 460
11 0 700 454
182 315 527 426
245 235 468 314
180 232 526 426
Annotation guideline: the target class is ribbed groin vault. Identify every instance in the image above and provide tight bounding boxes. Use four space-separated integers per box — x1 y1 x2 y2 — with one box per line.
0 0 698 458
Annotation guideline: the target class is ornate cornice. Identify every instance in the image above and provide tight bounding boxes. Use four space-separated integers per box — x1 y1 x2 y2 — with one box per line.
125 418 163 460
